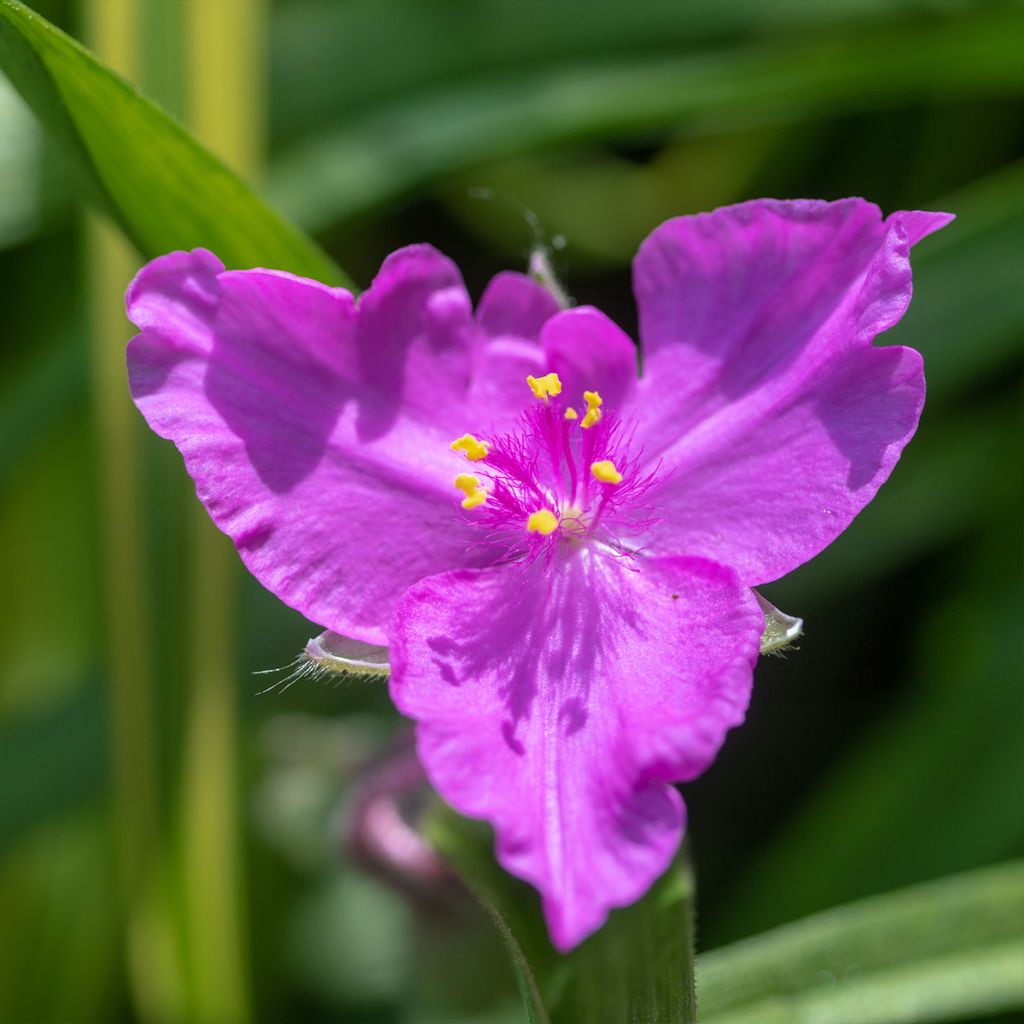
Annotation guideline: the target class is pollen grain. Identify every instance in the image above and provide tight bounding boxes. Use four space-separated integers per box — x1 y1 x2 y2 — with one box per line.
526 372 563 400
526 508 559 535
591 460 623 484
450 433 489 461
454 473 487 509
581 390 603 429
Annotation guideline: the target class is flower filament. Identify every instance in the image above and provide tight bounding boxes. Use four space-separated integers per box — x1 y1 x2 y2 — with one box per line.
448 374 659 556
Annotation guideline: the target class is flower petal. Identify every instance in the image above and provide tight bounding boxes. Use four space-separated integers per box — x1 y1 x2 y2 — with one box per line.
469 271 561 428
630 199 952 584
541 306 639 409
389 553 761 950
467 336 546 431
127 247 487 644
356 243 479 436
476 270 561 342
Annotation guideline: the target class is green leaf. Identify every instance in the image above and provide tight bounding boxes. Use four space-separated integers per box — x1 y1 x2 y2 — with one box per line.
777 390 1020 602
719 464 1024 940
427 803 696 1024
0 321 85 489
0 685 106 856
698 861 1024 1024
268 9 1022 231
270 0 927 140
0 0 348 284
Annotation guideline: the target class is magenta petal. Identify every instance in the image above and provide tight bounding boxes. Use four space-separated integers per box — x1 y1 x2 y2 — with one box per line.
355 243 479 435
469 271 561 428
541 306 638 409
476 270 561 341
630 199 951 584
468 336 546 430
127 247 485 644
390 554 761 950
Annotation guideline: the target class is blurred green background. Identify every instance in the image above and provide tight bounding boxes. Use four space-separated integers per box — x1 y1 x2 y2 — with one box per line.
1 1 1021 1022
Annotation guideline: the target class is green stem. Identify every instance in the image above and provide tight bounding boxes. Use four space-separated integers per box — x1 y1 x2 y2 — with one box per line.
178 2 264 1021
83 3 180 1018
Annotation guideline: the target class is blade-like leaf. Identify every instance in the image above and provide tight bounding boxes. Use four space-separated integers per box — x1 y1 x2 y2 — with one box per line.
427 804 697 1024
271 0 924 139
268 10 1021 231
719 508 1024 939
428 809 550 1024
698 861 1024 1024
0 324 85 491
0 0 348 284
0 684 106 855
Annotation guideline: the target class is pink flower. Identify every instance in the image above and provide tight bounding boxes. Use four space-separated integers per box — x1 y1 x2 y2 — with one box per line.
126 198 951 950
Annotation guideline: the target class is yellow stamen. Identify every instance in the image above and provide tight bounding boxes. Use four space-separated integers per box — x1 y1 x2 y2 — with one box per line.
581 390 603 429
526 372 562 400
526 508 559 535
564 406 578 420
591 460 623 484
450 433 489 461
454 473 487 509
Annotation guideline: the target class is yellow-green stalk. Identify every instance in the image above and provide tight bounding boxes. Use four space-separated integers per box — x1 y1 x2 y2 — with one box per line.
178 3 264 1022
83 5 181 1022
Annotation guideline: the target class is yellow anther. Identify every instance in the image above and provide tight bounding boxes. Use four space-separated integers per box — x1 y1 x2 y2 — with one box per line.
454 473 487 510
450 433 489 461
564 406 578 420
526 508 559 535
591 460 623 484
526 372 563 400
581 390 603 429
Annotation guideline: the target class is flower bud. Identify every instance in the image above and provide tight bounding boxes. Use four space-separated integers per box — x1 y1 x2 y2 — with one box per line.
755 593 803 656
304 631 390 680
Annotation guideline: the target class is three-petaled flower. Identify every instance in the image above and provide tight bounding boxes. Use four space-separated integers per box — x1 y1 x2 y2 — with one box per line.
126 198 951 950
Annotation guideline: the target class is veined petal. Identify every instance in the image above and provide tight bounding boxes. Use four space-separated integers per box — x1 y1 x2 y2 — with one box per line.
630 199 952 584
470 271 561 429
476 270 561 342
356 243 479 435
389 553 762 950
127 247 486 644
541 306 639 410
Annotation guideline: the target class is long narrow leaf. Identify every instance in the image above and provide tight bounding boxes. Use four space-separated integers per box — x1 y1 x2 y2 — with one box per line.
271 0 920 138
0 0 347 283
698 861 1024 1024
0 685 106 855
428 804 697 1023
269 10 1021 231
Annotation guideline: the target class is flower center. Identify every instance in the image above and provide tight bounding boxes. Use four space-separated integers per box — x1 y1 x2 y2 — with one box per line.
448 373 660 559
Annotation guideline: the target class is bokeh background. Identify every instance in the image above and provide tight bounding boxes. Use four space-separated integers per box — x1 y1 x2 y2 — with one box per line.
1 1 1021 1021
